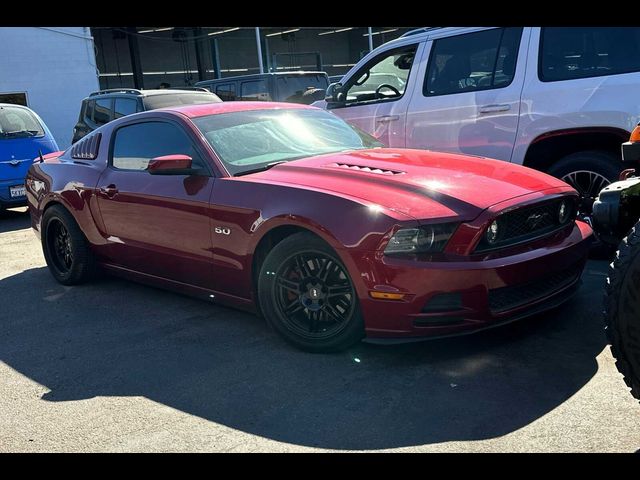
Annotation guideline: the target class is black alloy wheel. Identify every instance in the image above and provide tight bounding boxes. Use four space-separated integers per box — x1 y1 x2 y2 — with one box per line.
41 205 97 285
47 219 74 275
258 232 364 352
273 251 355 340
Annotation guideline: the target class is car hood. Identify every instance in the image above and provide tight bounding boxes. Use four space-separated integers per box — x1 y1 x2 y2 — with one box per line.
0 136 57 161
242 148 572 221
0 136 58 180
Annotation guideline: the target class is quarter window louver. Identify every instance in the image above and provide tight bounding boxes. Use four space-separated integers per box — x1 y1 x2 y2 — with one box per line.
70 133 101 160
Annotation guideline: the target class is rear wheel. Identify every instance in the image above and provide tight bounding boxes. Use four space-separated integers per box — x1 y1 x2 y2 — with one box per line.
604 222 640 402
257 232 364 352
548 150 623 219
42 205 97 285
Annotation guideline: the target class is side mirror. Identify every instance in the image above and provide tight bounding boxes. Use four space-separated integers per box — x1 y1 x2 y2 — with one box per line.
324 82 345 107
147 154 193 175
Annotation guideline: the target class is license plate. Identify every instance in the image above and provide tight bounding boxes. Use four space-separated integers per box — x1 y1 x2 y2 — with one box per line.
9 185 26 198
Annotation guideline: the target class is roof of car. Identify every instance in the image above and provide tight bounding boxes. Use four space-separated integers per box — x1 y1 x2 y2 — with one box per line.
0 103 33 110
383 26 496 48
86 88 216 99
160 101 315 118
195 71 328 85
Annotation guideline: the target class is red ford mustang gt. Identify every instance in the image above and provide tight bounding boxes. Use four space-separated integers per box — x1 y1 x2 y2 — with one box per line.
26 102 593 352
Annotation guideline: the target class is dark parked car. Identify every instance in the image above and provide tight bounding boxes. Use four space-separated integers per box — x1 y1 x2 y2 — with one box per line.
27 102 592 352
195 71 329 104
72 88 221 144
593 124 640 402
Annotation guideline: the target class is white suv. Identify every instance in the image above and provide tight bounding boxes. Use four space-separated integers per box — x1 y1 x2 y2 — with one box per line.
317 27 640 216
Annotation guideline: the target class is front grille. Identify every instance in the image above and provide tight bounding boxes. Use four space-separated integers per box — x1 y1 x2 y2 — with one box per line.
475 197 577 252
488 263 582 313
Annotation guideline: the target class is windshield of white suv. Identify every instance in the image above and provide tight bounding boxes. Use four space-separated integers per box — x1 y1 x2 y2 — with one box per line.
0 105 45 139
192 108 384 176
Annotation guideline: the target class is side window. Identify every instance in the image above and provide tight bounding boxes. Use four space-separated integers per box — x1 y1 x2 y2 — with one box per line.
84 100 95 123
94 98 113 126
112 121 206 172
240 80 270 101
343 44 418 105
424 27 523 96
114 98 138 119
540 27 640 82
215 83 237 101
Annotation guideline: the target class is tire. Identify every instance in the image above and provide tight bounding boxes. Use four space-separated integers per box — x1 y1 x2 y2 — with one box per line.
41 204 97 285
604 221 640 402
257 232 365 352
548 150 623 217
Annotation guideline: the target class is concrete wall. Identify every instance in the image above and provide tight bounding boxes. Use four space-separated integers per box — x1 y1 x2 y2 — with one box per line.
0 27 100 149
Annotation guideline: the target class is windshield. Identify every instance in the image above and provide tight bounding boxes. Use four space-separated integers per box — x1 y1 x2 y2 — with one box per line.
0 105 45 139
276 74 329 104
192 108 384 176
143 92 221 110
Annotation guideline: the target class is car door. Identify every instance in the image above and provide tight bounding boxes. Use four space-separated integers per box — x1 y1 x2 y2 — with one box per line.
95 118 216 289
405 27 530 162
326 42 423 147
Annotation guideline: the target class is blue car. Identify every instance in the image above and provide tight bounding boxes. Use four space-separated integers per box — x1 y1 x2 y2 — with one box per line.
0 104 58 211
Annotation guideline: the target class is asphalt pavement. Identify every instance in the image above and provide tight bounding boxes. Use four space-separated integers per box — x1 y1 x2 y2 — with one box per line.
1 207 639 452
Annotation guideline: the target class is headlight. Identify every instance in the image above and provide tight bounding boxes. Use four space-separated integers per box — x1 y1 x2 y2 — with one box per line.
558 200 571 224
384 223 458 255
486 219 500 245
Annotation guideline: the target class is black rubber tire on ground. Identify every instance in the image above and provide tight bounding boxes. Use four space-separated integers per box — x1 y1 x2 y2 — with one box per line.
547 150 624 210
41 204 97 285
604 221 640 402
548 150 624 258
257 232 365 352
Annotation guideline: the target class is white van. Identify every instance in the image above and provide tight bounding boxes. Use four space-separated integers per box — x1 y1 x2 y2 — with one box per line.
316 27 640 216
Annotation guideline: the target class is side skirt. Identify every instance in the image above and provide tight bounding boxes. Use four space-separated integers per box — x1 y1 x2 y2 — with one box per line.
100 263 257 314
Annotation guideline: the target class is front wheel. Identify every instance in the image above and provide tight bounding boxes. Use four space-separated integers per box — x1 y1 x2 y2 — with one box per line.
257 232 364 352
604 222 640 402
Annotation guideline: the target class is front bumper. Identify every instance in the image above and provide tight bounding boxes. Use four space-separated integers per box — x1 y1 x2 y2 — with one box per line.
348 220 593 340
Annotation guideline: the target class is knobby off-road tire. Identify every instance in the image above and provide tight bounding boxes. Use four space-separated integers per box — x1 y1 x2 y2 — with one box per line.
604 221 640 402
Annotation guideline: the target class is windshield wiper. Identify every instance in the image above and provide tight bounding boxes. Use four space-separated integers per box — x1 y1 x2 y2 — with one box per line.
234 161 290 177
2 130 40 137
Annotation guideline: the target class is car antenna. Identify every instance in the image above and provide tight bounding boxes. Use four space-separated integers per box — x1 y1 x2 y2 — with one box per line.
38 149 44 162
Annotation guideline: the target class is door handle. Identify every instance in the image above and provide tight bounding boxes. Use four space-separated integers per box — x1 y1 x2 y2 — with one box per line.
99 184 119 198
376 115 399 123
479 104 511 114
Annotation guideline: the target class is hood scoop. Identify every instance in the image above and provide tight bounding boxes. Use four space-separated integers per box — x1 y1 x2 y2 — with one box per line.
329 162 405 176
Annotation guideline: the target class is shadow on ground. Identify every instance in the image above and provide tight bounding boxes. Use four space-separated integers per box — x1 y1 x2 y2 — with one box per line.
0 261 608 450
0 208 30 234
